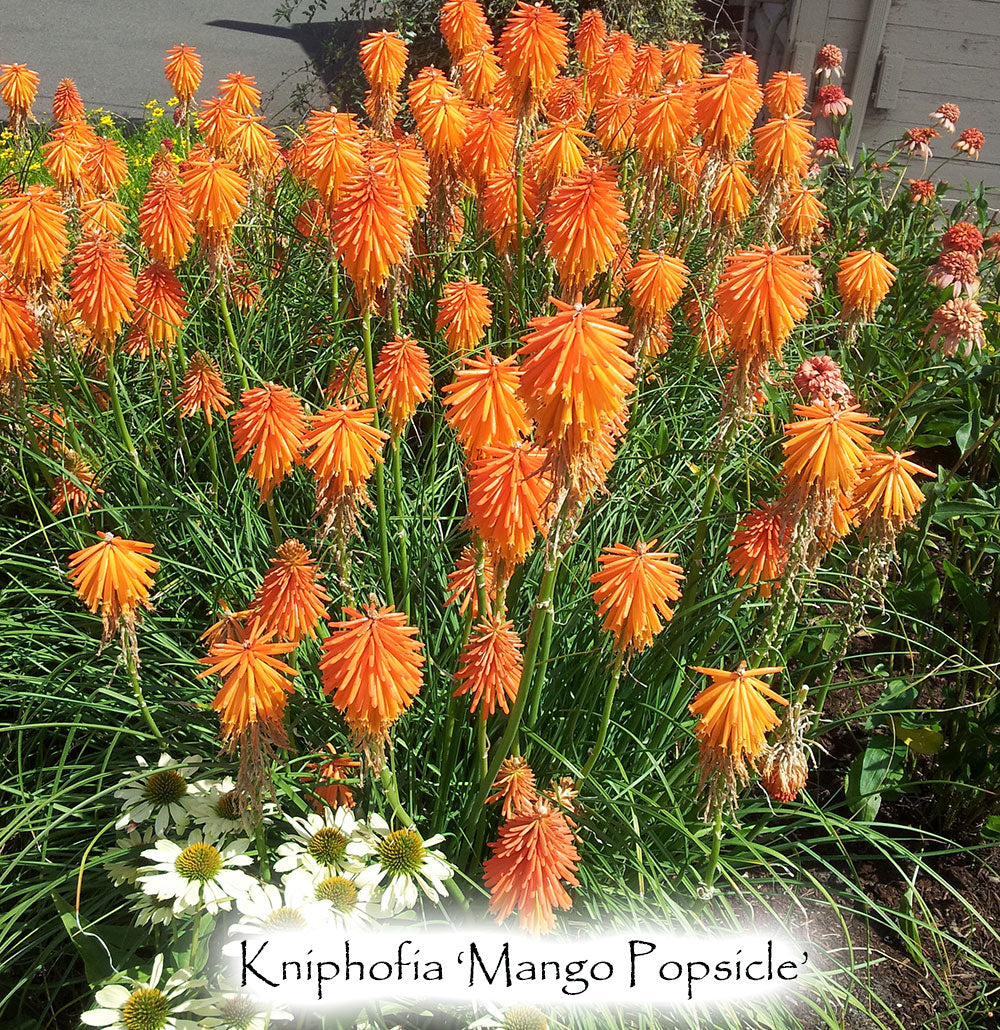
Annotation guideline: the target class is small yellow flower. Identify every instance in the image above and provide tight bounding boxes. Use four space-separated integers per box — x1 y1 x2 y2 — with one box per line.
29 161 40 170
167 96 179 107
152 108 164 120
100 114 113 127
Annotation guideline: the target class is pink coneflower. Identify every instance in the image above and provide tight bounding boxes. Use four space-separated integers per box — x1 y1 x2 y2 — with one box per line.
941 221 984 255
927 249 980 296
908 179 935 205
811 85 851 119
814 136 838 159
793 354 855 407
902 127 939 161
925 297 985 358
930 103 960 133
814 44 843 79
953 127 985 160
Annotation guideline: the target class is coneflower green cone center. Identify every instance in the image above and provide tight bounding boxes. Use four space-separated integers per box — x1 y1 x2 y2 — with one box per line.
316 875 358 910
219 996 257 1029
307 827 347 866
142 769 187 805
503 1007 547 1030
121 987 169 1030
262 906 308 931
378 828 424 874
174 842 223 881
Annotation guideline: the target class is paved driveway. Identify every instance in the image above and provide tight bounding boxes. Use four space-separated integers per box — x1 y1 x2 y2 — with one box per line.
2 0 350 122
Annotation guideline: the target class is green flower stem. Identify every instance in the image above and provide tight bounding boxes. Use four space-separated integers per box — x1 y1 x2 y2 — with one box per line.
218 285 249 392
476 712 489 786
106 350 153 538
125 644 164 743
579 648 626 785
391 436 411 619
205 421 220 502
265 498 282 548
526 581 555 729
380 764 414 827
701 803 725 897
362 308 394 606
188 907 202 969
432 608 475 833
162 348 193 469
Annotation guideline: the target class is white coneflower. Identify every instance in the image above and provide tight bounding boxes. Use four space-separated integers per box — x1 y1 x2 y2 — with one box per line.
470 1004 549 1029
360 814 453 915
191 987 292 1029
114 754 204 836
129 890 178 927
283 864 382 929
80 954 197 1030
138 831 254 915
104 828 156 887
272 807 368 878
223 881 322 953
185 777 273 840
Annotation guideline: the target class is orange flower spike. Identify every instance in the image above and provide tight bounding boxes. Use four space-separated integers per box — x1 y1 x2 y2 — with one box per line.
177 351 232 426
453 616 524 718
307 745 361 811
696 69 763 154
441 349 530 453
302 404 389 491
320 602 425 745
230 114 281 179
460 45 503 105
231 382 308 502
467 442 552 563
628 44 664 96
779 185 825 249
164 43 203 105
543 164 628 293
198 96 238 155
590 540 685 652
781 398 882 498
300 109 364 208
371 136 430 222
69 233 137 350
544 75 588 123
625 250 690 325
661 40 703 83
331 162 409 308
218 72 261 115
487 755 539 819
53 78 85 122
689 663 788 762
529 117 592 187
253 538 331 645
518 298 634 451
708 158 757 226
138 177 194 269
482 167 539 253
437 278 493 353
715 246 813 364
440 0 492 61
0 282 42 377
445 543 498 619
764 71 807 117
50 452 103 517
361 30 409 94
0 185 69 285
574 10 607 70
483 799 580 935
80 196 128 238
374 335 433 434
634 83 699 168
81 137 129 196
133 262 187 350
417 90 471 167
42 126 88 192
0 64 40 131
588 31 636 102
182 156 249 248
852 449 935 537
67 533 158 625
837 249 897 321
727 503 790 597
197 621 298 744
407 67 452 121
753 115 815 185
498 1 569 116
595 92 637 154
460 105 516 187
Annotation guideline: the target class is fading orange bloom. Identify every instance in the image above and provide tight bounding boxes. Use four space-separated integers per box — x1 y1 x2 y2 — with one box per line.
727 503 790 597
764 71 807 117
0 282 41 378
574 9 606 70
164 44 203 104
182 155 249 254
67 533 158 644
543 164 627 293
715 246 813 364
50 451 102 516
498 1 568 116
634 83 698 168
229 114 281 180
467 442 552 563
590 540 684 652
453 616 523 718
696 69 763 153
625 250 689 325
177 351 232 425
487 755 539 819
81 137 129 196
661 40 703 83
53 78 85 122
231 382 307 501
374 335 432 434
782 399 881 499
442 349 530 454
437 278 493 353
218 72 260 114
544 75 588 123
595 92 636 154
708 158 757 226
779 185 825 249
460 44 503 105
440 0 492 60
198 621 297 743
484 799 580 934
69 233 137 349
837 249 897 321
332 162 409 308
0 185 69 285
445 543 498 619
303 404 388 493
852 449 935 539
139 177 194 268
482 167 538 254
0 63 39 132
518 298 633 454
320 602 425 746
690 662 787 769
306 744 361 811
133 262 187 350
253 538 331 645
